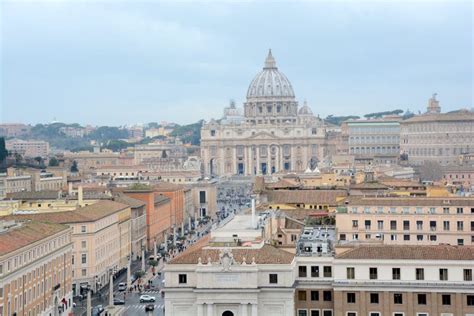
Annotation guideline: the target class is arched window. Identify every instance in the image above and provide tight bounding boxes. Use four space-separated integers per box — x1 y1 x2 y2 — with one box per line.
222 311 234 316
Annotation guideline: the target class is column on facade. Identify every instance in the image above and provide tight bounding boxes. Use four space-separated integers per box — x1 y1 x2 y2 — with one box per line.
232 147 237 175
256 146 260 175
251 303 258 316
197 303 204 316
240 303 248 316
248 146 253 176
266 145 270 174
276 146 281 173
207 303 214 316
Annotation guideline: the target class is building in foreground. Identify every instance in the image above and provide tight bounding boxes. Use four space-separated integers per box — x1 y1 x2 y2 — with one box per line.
5 139 50 158
0 220 73 316
164 214 295 316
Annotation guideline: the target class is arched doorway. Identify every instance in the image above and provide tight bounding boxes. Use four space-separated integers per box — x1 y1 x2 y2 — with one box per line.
222 311 234 316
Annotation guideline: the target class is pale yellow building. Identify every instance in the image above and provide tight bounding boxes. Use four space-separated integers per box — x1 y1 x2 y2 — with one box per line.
5 200 132 296
0 220 73 316
336 196 474 246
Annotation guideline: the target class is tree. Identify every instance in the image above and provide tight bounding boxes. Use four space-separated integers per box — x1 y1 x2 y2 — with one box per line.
70 160 79 172
149 259 159 274
48 157 59 167
134 270 146 285
0 137 7 172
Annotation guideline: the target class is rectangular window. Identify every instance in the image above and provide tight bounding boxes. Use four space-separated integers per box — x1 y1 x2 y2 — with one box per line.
440 268 448 281
347 313 356 316
346 267 355 279
269 274 278 284
311 290 319 301
365 220 371 230
457 207 464 214
178 274 187 284
81 226 86 233
370 293 379 304
347 293 356 303
352 220 358 228
81 269 86 276
81 254 86 264
323 266 332 277
369 313 380 316
442 294 451 305
416 221 423 230
464 269 473 281
377 220 383 230
311 266 319 277
199 191 206 203
323 291 332 301
394 293 403 304
299 266 307 277
81 241 86 248
416 268 425 280
457 221 464 231
298 290 307 301
467 295 474 306
369 267 378 280
311 311 320 316
430 221 436 231
417 293 427 305
323 311 333 316
403 220 410 230
390 220 397 230
443 221 450 231
392 268 401 280
298 310 308 316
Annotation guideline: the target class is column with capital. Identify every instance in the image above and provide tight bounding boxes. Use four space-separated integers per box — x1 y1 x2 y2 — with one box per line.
251 303 258 316
248 146 253 175
240 303 248 316
232 147 237 175
266 145 270 174
256 146 260 175
207 303 214 316
197 303 204 316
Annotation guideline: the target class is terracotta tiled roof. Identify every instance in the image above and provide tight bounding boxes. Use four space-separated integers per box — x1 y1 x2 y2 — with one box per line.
267 189 347 205
0 221 69 256
113 193 146 208
169 238 294 265
345 196 474 207
266 179 302 190
152 182 185 192
336 245 474 261
4 200 130 224
402 110 474 123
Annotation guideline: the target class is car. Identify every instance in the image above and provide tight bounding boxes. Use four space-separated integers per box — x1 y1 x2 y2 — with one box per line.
113 299 125 305
117 282 127 291
145 304 155 312
139 295 156 303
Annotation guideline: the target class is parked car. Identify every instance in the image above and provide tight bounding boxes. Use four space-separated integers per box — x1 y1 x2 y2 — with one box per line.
118 282 127 291
113 299 125 305
139 294 156 303
145 304 155 312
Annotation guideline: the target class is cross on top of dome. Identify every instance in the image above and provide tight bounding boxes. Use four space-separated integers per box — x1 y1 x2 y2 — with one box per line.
264 49 277 69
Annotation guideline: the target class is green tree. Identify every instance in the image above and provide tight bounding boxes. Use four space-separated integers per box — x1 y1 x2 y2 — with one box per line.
134 270 146 284
48 157 59 167
0 137 7 172
70 160 79 172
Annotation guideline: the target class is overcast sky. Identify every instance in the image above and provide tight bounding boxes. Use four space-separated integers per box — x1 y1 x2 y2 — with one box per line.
1 0 472 126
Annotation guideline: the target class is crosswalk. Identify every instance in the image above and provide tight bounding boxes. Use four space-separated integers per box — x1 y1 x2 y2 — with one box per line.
115 303 164 315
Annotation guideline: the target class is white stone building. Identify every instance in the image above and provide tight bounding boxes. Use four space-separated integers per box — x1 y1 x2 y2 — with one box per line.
201 50 327 177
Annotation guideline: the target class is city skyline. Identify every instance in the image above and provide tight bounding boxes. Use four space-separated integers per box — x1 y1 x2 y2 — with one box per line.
1 0 472 125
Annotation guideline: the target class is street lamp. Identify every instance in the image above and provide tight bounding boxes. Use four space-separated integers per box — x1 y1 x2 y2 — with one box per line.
108 268 114 308
141 245 146 272
126 255 131 291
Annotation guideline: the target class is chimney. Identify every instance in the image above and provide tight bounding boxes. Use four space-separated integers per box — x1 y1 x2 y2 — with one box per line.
251 198 256 229
78 186 84 207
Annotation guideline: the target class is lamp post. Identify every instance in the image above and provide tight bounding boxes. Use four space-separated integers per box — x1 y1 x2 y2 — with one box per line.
141 246 146 272
86 290 91 316
153 239 157 259
108 268 114 308
127 255 131 291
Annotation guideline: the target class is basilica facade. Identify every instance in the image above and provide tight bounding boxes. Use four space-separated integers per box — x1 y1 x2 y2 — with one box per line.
201 50 327 177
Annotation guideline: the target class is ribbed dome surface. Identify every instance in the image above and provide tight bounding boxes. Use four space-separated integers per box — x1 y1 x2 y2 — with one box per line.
246 50 295 99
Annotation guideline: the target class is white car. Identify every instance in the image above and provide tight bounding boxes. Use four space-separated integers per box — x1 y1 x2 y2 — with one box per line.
118 282 127 291
139 295 156 303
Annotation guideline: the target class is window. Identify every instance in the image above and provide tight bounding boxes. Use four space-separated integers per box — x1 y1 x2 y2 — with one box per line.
311 311 320 316
442 294 451 305
416 268 425 280
323 266 332 277
352 220 359 228
210 130 216 136
178 274 187 284
347 313 357 316
457 207 464 214
377 220 383 229
390 221 397 230
464 269 473 281
298 290 307 301
403 220 410 230
323 291 332 301
299 266 307 277
340 234 346 241
81 254 86 264
347 267 355 279
370 293 379 304
429 221 436 231
457 221 464 231
365 220 371 230
311 266 319 277
323 311 333 316
416 221 423 230
81 241 86 248
81 226 86 233
393 314 404 316
417 235 423 241
403 234 410 241
347 293 356 303
417 293 427 305
440 268 448 281
394 293 403 304
369 313 380 316
467 295 474 306
269 274 278 284
458 239 464 246
298 310 308 316
429 235 437 241
81 269 86 276
311 290 319 301
369 267 378 280
392 268 401 280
